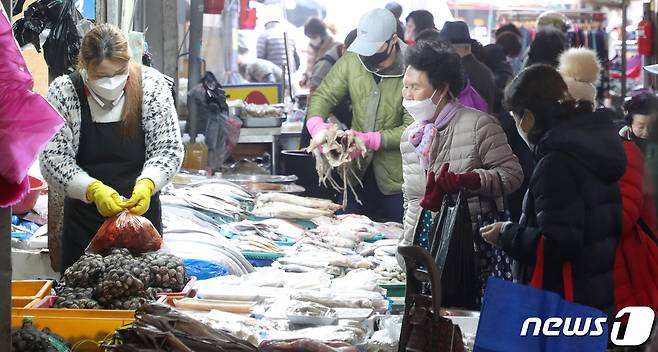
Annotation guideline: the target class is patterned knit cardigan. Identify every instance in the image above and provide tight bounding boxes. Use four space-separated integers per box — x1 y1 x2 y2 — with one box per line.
40 66 184 202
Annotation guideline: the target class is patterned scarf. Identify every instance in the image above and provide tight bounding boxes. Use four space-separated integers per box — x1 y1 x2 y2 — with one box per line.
408 101 462 169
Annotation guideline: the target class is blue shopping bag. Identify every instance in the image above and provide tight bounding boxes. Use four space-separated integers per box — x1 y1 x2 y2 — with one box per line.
474 237 609 352
474 278 609 352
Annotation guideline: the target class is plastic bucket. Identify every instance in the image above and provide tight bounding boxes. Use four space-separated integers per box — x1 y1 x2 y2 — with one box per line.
280 150 340 202
12 176 47 215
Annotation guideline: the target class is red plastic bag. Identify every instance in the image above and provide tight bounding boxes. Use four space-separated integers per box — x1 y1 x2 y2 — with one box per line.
86 211 163 255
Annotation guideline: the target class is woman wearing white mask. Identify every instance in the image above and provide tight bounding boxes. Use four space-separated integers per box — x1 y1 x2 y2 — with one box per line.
480 64 625 313
40 24 183 273
399 41 522 303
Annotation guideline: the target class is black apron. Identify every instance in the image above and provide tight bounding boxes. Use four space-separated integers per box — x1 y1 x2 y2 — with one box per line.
61 72 162 274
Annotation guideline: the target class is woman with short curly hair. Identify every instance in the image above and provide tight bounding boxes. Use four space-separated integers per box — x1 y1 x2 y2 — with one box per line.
399 41 523 306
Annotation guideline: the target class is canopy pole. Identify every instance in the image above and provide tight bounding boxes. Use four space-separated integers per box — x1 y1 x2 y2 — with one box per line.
187 0 204 140
1 4 13 350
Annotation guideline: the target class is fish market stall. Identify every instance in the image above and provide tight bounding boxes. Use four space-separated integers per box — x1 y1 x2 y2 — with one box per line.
155 175 481 349
9 169 481 350
152 179 415 350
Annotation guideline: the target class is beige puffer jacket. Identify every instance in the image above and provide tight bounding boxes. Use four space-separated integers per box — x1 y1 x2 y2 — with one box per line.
400 107 524 247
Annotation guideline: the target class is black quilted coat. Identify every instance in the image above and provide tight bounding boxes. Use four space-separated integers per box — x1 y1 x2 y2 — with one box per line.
500 111 626 312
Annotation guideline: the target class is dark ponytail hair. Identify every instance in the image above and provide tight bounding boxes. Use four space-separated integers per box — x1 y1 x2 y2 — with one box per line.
504 64 593 145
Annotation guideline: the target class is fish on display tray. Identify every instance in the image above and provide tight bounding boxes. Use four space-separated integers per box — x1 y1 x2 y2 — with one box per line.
251 193 342 220
251 202 334 220
256 218 306 240
222 220 296 242
187 179 254 200
232 235 283 254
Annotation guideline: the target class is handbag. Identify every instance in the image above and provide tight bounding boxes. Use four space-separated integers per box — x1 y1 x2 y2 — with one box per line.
42 0 84 78
427 191 479 309
473 237 609 352
398 246 465 352
474 175 514 301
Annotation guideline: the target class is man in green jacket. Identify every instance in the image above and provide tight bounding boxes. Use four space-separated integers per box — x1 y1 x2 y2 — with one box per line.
306 8 413 223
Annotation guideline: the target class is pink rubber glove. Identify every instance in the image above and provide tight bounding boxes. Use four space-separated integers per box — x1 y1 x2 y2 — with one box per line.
306 116 333 138
353 131 382 151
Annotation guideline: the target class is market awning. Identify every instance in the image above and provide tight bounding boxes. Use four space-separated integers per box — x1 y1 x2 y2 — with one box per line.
253 0 327 27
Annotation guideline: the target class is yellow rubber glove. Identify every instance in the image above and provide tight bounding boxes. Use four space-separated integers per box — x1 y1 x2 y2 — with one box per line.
86 181 124 217
124 179 155 216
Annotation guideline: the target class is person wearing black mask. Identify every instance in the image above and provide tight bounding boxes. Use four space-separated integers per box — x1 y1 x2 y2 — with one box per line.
306 8 412 223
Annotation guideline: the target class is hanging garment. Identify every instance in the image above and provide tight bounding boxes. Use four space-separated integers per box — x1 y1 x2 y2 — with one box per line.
188 72 237 170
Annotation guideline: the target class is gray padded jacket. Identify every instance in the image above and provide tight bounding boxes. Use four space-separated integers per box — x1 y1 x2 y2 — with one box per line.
399 106 524 247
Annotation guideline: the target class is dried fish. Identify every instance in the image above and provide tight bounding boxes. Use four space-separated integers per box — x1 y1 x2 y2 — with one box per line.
233 235 283 254
104 302 258 351
188 179 254 201
259 338 358 352
258 218 306 240
168 179 254 221
255 193 342 212
287 302 337 318
291 291 373 309
178 191 246 219
279 264 316 273
307 126 366 208
223 220 286 241
252 202 334 220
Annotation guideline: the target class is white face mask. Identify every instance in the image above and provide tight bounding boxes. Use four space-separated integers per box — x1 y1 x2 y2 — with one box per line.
403 89 441 122
83 69 129 107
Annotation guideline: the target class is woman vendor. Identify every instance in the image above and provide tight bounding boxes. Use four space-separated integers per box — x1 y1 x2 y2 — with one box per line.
40 24 183 273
